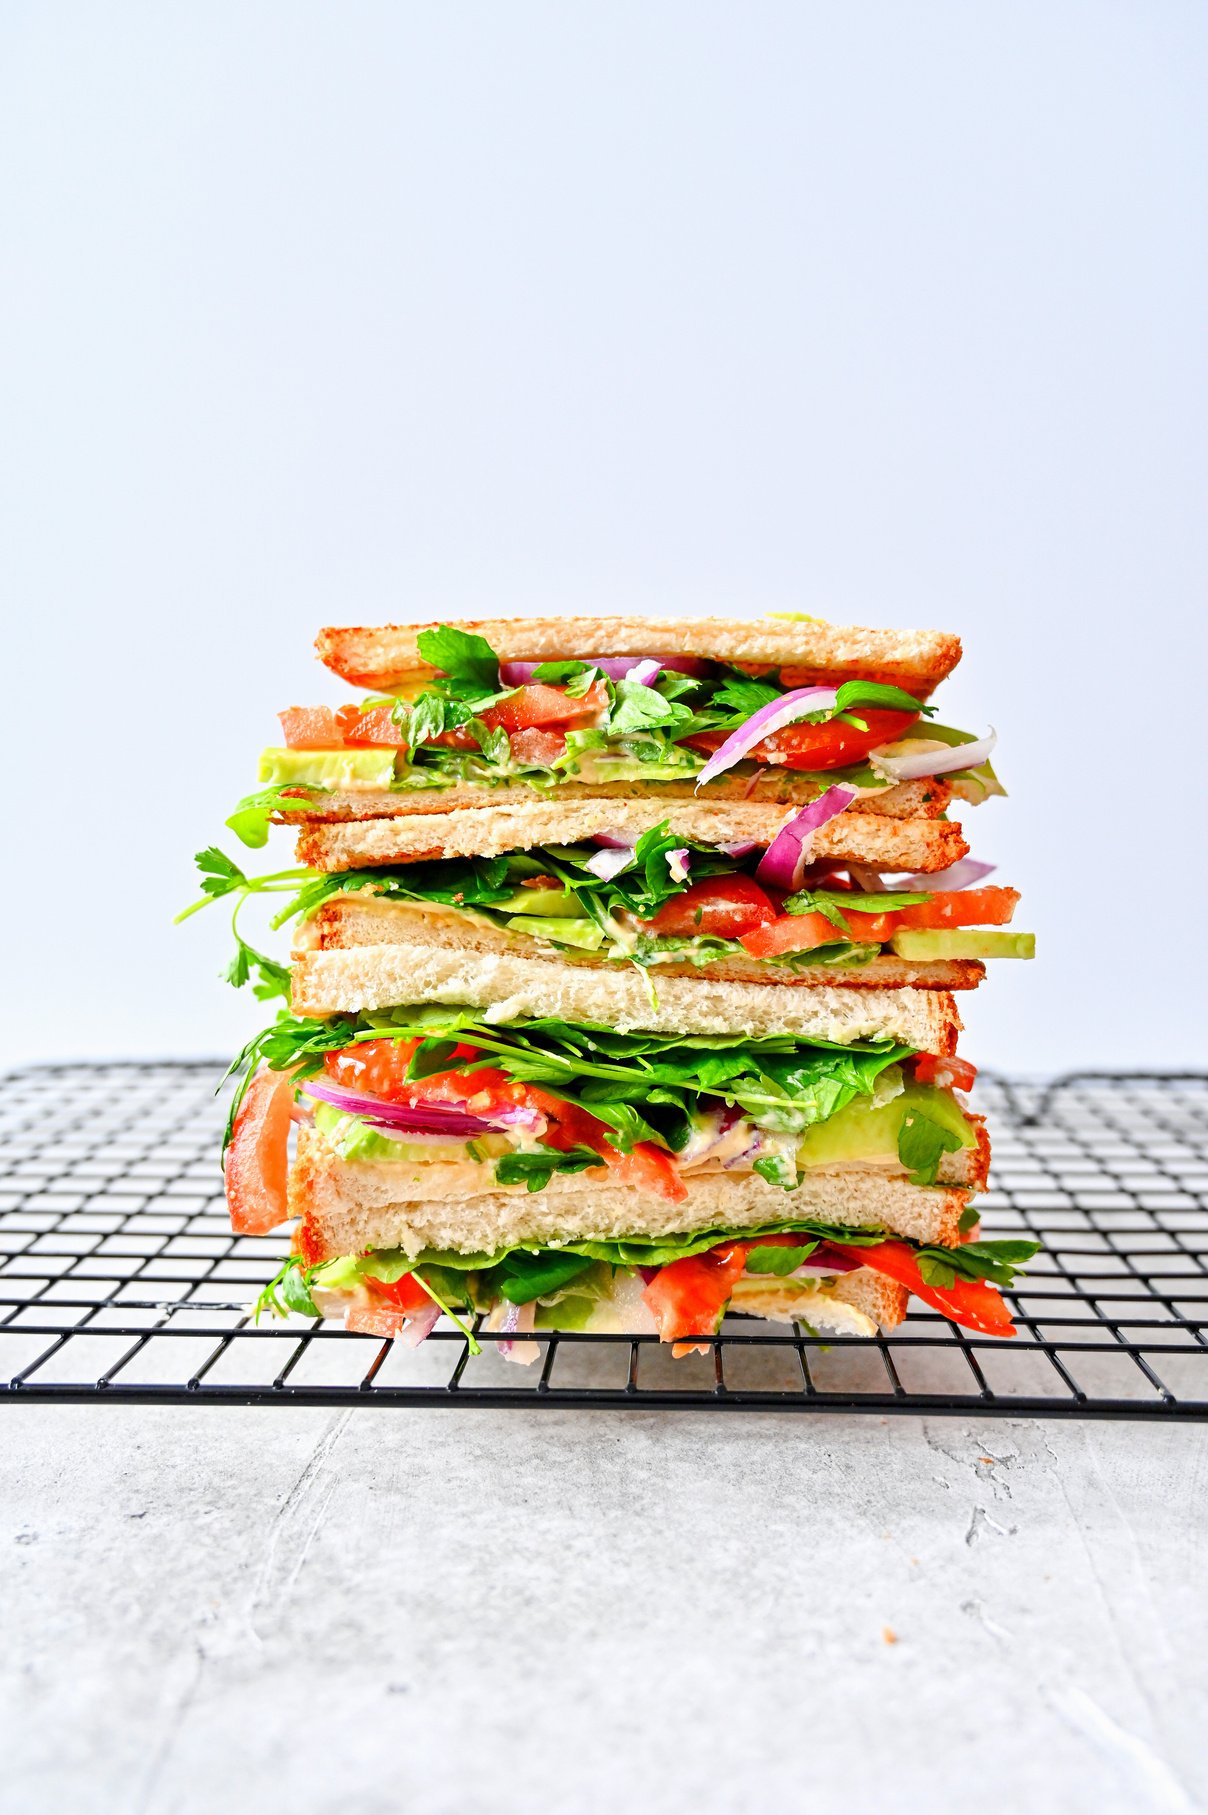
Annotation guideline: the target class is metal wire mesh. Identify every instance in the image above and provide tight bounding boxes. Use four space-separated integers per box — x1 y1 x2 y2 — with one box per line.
1 1062 1205 1416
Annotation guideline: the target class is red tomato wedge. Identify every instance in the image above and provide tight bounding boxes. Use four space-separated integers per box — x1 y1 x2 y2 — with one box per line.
739 912 850 958
642 875 777 939
338 706 407 746
887 887 1019 930
850 1240 1017 1336
365 1271 431 1311
480 681 608 732
642 1243 750 1343
509 727 568 765
278 706 346 748
685 708 918 772
225 1068 297 1234
913 1054 978 1092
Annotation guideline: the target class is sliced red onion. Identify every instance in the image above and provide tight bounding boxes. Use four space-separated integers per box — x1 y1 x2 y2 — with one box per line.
892 858 997 891
399 1300 442 1348
494 1298 540 1363
590 831 635 849
872 728 997 782
847 864 887 893
585 847 634 881
719 840 759 859
499 656 708 685
303 1078 542 1137
666 848 691 883
695 686 838 788
754 787 858 891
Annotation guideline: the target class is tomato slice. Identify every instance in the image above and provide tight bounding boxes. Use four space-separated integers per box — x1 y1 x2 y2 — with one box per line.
338 706 407 747
686 708 918 771
323 1039 488 1102
643 876 777 940
225 1068 297 1234
642 1243 750 1342
365 1271 431 1311
509 727 568 766
888 887 1019 930
481 681 609 733
739 912 849 958
913 1054 978 1092
278 706 346 749
850 1240 1017 1336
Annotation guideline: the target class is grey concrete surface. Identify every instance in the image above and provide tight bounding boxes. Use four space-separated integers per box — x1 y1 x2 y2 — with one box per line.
2 1406 1205 1815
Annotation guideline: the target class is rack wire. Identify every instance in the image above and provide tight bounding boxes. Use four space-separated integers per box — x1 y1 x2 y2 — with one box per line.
1 1062 1205 1417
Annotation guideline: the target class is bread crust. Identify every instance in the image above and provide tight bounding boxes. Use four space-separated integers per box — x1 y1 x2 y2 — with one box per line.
294 800 968 876
274 775 953 823
307 896 987 992
315 616 962 695
290 1127 971 1256
289 940 962 1052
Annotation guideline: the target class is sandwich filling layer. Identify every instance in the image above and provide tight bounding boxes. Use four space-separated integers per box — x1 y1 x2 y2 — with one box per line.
241 623 1002 827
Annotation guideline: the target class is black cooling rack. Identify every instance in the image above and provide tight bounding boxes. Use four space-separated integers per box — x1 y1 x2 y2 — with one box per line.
1 1062 1206 1418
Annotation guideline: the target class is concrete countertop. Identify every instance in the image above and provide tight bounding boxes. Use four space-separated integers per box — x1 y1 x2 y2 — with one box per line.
4 1406 1205 1814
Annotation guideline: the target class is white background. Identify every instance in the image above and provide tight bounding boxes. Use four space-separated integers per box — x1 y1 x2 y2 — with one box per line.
2 2 1205 1073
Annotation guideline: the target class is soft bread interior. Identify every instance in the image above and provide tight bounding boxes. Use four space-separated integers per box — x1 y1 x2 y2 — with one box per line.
289 941 962 1051
290 1128 971 1256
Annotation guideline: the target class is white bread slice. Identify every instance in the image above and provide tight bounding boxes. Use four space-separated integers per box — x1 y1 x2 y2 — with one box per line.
275 775 953 822
315 616 962 695
306 895 987 992
290 1128 970 1256
731 1269 908 1334
289 941 962 1051
295 801 969 875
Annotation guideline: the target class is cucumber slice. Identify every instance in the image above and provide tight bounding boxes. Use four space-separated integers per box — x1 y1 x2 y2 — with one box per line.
506 915 605 951
890 929 1035 960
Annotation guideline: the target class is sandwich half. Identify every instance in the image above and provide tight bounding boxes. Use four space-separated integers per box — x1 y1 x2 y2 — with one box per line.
232 615 1003 837
226 949 1034 1354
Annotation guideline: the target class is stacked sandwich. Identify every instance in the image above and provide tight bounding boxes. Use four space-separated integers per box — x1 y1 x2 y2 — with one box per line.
185 614 1037 1357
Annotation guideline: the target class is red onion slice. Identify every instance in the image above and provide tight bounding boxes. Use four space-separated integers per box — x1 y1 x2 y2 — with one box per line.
892 858 996 891
584 847 634 881
754 787 857 891
666 848 691 883
872 728 997 782
695 686 838 789
590 831 635 849
498 656 708 685
304 1078 542 1136
719 840 759 859
399 1301 442 1348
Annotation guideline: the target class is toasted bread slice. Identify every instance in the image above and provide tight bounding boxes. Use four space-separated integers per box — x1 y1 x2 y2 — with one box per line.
315 615 962 695
289 1127 971 1256
294 800 968 876
304 894 987 992
732 1268 908 1335
289 940 962 1052
273 774 954 823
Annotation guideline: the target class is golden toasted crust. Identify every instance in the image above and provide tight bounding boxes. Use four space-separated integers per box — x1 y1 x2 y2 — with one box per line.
294 801 968 876
306 895 987 992
290 1128 971 1256
315 616 962 695
273 774 954 822
288 940 962 1052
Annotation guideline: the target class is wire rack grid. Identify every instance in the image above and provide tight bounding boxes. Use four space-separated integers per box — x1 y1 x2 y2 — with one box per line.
1 1062 1205 1418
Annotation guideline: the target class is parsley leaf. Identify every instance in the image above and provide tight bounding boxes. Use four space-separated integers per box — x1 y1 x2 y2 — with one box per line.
606 680 695 736
744 1242 820 1275
416 624 501 692
897 1109 964 1185
405 691 447 752
494 1145 601 1194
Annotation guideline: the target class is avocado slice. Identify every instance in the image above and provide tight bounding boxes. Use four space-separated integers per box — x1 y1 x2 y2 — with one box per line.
493 887 586 918
258 746 398 789
506 914 605 951
891 929 1035 960
796 1082 974 1169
